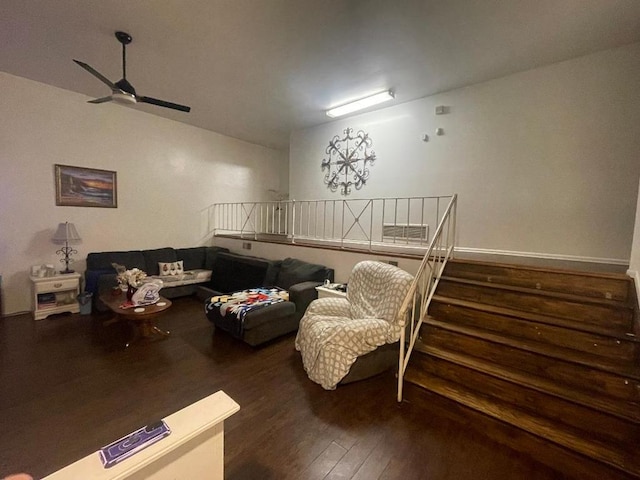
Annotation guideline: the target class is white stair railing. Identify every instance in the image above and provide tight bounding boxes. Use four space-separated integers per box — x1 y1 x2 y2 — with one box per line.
209 196 454 253
396 194 457 402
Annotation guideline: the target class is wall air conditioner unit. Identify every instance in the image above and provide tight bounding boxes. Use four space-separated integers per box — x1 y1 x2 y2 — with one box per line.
382 224 429 243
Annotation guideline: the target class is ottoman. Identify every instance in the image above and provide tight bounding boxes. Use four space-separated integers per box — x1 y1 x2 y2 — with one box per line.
205 288 297 346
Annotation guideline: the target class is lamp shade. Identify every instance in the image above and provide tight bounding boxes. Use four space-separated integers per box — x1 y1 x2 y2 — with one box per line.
52 222 82 245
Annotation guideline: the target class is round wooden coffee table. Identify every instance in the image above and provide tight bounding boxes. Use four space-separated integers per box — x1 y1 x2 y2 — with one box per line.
100 293 172 347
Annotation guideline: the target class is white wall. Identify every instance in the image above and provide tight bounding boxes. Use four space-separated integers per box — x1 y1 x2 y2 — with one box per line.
0 73 287 315
290 43 640 265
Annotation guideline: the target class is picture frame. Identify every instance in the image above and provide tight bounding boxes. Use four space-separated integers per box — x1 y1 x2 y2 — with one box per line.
31 264 55 278
55 164 117 208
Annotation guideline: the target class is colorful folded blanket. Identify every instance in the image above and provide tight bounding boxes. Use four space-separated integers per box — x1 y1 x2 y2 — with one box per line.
206 287 289 322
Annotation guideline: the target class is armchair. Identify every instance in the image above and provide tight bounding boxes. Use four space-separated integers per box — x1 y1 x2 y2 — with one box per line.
295 260 414 390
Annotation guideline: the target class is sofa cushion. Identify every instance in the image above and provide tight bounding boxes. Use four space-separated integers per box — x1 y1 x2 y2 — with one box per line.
176 247 207 271
276 257 330 289
143 248 177 275
204 246 230 270
86 251 145 271
208 252 271 293
208 253 235 292
264 259 282 286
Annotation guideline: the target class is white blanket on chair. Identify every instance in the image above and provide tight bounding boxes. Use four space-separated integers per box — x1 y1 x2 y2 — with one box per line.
295 260 414 390
295 297 396 390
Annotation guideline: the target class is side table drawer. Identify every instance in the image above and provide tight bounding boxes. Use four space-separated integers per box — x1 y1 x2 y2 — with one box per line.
34 278 78 293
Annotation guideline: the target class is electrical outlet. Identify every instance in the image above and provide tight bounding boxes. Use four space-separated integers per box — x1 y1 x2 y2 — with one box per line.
242 242 252 250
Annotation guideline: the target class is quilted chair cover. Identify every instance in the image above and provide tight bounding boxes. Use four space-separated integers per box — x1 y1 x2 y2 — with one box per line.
295 260 414 390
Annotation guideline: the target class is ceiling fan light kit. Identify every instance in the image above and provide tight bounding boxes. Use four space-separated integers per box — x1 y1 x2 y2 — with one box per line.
112 92 137 105
73 31 191 113
326 90 394 118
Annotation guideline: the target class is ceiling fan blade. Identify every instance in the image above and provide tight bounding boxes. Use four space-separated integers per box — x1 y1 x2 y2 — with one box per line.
88 96 114 104
138 96 191 113
73 59 117 90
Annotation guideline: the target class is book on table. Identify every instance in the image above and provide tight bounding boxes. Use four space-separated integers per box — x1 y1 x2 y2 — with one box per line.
37 292 57 308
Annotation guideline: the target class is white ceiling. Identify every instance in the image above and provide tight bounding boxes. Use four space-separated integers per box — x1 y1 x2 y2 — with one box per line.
2 0 640 150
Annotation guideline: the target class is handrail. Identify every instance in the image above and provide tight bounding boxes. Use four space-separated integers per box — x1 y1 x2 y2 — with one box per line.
396 194 457 402
209 195 454 254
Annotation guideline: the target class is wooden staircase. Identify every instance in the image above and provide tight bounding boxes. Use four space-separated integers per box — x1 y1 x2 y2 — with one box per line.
403 258 640 478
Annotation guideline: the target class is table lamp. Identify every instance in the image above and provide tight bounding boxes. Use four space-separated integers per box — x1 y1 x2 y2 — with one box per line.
52 222 82 273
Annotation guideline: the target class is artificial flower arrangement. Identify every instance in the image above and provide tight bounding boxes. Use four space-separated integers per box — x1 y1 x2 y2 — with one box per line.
112 263 147 290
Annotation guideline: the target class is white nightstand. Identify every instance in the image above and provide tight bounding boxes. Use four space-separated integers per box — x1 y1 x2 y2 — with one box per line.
30 272 81 320
315 284 347 299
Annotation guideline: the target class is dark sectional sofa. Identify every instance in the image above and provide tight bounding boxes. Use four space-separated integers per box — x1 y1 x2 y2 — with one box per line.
198 252 334 345
86 246 229 311
85 247 334 346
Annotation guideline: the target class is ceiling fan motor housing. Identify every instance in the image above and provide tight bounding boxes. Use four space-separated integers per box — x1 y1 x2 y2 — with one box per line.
115 78 136 96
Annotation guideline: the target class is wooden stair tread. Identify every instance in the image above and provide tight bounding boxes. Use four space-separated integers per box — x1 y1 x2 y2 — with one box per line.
434 281 634 333
429 299 638 362
412 342 640 423
422 317 640 379
431 294 639 342
446 258 630 278
421 325 640 403
403 368 640 477
439 276 632 309
443 258 632 303
401 383 636 480
407 354 638 446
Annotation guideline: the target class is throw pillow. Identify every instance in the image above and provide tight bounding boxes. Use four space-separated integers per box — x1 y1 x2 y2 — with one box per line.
158 260 184 276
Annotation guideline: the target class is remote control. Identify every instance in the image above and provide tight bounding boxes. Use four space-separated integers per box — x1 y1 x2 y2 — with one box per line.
99 420 171 468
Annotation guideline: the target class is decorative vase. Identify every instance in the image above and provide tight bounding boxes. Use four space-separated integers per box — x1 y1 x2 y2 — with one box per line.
126 285 137 301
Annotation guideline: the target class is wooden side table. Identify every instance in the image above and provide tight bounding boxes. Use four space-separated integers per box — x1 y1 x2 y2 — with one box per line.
100 293 172 347
30 272 81 320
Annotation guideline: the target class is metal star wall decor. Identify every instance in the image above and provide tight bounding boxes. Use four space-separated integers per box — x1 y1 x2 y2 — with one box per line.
321 128 376 196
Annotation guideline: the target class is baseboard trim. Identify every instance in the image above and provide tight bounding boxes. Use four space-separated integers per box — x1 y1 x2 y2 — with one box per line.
455 247 629 266
1 310 30 318
626 269 640 310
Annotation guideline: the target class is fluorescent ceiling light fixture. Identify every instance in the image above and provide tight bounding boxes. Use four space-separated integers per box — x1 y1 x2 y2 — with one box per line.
326 90 395 118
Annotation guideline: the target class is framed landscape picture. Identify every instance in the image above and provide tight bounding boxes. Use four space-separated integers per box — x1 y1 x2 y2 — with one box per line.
55 164 118 208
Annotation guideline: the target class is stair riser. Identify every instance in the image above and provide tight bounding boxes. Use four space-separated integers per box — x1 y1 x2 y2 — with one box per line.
407 353 639 446
428 301 638 363
443 261 631 302
420 326 640 402
436 280 633 333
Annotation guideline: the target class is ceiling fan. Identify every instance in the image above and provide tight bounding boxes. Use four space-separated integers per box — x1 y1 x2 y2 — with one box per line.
73 31 191 113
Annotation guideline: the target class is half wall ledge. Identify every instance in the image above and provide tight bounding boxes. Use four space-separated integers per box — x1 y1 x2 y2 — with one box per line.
214 233 629 275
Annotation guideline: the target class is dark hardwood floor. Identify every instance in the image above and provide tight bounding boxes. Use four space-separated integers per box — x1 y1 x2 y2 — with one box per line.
1 297 569 479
